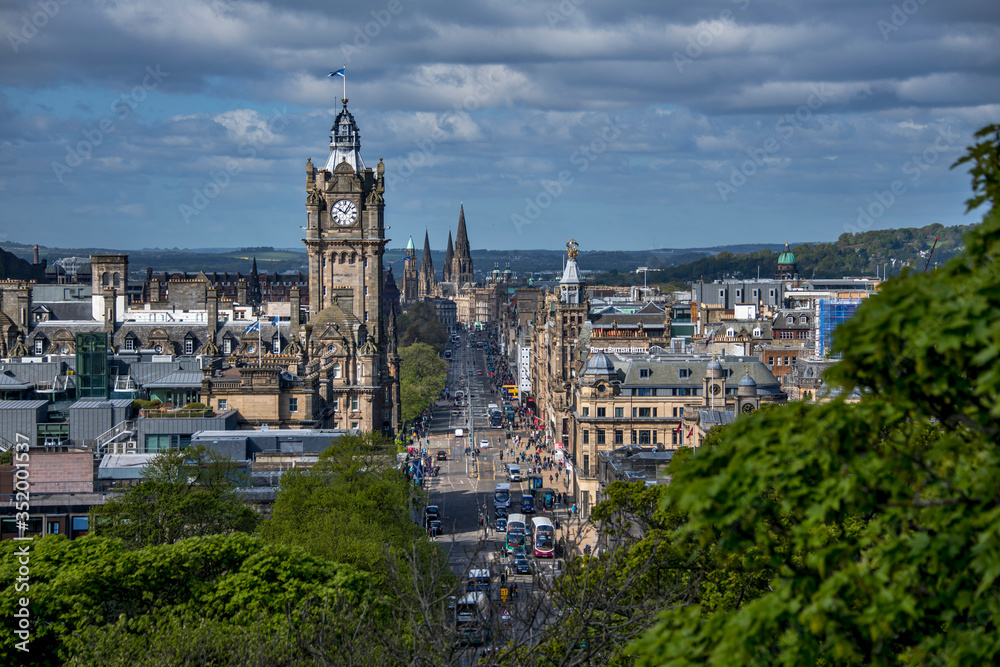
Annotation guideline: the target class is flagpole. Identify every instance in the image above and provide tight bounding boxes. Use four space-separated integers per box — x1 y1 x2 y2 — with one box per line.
342 64 347 101
258 320 262 366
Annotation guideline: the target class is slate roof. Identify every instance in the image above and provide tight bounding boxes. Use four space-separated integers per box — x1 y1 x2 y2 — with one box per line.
143 370 205 389
699 410 735 427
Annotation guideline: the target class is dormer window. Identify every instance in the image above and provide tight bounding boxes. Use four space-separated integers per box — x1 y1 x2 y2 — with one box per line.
753 327 762 337
786 316 794 324
639 368 650 378
184 336 194 355
223 338 232 355
124 336 136 352
800 316 808 323
726 327 735 337
33 338 44 356
678 368 691 379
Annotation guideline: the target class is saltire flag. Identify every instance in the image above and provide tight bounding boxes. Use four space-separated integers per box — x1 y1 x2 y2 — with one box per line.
329 67 346 77
272 316 280 326
244 320 260 335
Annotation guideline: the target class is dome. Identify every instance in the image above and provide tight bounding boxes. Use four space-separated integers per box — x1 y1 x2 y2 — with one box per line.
583 352 616 376
738 374 757 387
706 357 723 371
778 241 795 265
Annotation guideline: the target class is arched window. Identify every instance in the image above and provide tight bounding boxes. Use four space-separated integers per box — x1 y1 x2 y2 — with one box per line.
332 363 342 379
113 272 121 288
752 327 762 337
102 272 110 287
726 327 735 337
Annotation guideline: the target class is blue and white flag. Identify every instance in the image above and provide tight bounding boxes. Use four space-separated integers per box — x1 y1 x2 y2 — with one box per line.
272 316 280 326
244 320 260 335
329 67 345 78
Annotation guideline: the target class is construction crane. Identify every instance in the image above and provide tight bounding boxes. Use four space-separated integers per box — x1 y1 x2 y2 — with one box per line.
923 236 940 273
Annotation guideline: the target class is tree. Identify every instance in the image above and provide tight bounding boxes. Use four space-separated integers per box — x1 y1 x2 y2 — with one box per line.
399 342 447 423
258 432 439 592
90 445 259 548
0 533 377 666
632 127 1000 665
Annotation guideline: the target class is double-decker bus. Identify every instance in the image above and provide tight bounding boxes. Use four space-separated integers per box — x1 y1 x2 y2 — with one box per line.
531 516 555 558
506 513 527 553
493 483 511 509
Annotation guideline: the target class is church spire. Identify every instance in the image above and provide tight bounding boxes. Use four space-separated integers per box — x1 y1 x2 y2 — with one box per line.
419 230 435 298
248 256 262 306
443 230 454 283
452 203 474 285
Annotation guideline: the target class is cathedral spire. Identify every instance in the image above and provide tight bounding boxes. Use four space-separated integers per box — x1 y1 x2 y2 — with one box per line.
443 230 454 283
452 203 474 285
419 230 435 298
248 256 262 306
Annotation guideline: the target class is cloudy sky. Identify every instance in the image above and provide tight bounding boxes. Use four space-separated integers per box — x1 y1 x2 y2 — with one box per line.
1 0 997 254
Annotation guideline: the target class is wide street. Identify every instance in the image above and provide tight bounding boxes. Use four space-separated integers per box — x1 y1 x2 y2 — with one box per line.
416 328 573 658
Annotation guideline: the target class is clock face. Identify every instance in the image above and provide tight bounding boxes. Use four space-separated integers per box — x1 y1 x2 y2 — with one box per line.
331 199 358 225
710 383 721 395
741 403 755 414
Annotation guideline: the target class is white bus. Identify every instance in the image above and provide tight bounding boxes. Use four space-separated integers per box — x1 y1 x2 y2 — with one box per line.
531 516 555 558
506 512 527 553
493 483 511 508
455 591 491 626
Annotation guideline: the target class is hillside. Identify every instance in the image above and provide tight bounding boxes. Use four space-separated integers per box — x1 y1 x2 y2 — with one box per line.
589 223 971 285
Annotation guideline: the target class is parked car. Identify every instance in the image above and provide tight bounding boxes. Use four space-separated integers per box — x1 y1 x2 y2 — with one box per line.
425 505 439 521
429 519 443 537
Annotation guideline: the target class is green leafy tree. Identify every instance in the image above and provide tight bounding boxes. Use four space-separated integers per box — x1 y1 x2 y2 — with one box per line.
0 533 377 666
90 444 259 548
399 342 447 423
632 127 1000 665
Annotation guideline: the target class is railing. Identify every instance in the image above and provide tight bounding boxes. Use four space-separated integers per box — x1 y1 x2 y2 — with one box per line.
95 420 137 458
0 435 16 453
139 408 214 419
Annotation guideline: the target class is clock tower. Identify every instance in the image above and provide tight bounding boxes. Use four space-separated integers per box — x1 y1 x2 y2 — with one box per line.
302 98 399 434
304 99 386 325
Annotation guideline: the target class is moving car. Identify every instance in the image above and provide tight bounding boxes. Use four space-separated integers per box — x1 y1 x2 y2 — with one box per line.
495 517 507 533
514 555 531 575
437 450 448 460
494 505 508 519
478 369 483 375
480 439 490 449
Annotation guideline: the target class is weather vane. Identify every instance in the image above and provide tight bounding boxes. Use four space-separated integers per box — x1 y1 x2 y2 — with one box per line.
567 239 579 259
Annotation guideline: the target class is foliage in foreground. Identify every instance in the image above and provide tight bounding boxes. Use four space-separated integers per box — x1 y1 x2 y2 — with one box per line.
631 130 1000 665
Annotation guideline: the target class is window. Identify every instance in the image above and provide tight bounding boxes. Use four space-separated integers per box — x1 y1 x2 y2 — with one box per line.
719 290 725 298
800 316 808 323
637 387 652 396
768 356 774 365
614 407 624 418
780 331 795 340
614 430 624 445
798 330 808 339
726 328 735 337
637 407 653 418
753 328 762 337
218 399 228 410
638 430 651 445
272 335 281 354
33 338 44 355
184 338 194 355
752 289 759 298
289 398 298 413
145 434 180 453
583 454 590 477
582 407 589 417
350 421 359 430
596 429 606 444
223 338 232 354
71 516 88 532
582 430 589 444
47 522 60 535
786 316 794 324
351 396 359 411
639 368 650 378
124 337 135 352
596 407 606 417
678 368 690 378
333 363 342 379
769 289 775 297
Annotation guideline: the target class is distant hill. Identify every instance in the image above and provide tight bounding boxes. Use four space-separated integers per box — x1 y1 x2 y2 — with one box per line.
588 223 971 285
